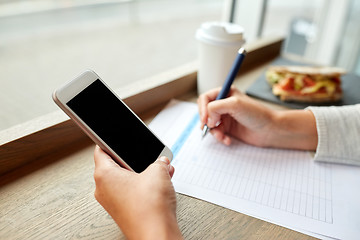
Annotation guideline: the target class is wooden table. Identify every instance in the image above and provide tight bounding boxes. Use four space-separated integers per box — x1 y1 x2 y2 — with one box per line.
0 37 316 239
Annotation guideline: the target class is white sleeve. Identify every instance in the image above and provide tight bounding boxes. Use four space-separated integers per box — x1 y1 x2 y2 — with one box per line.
307 104 360 166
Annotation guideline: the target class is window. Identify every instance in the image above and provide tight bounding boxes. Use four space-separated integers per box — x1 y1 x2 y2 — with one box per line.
0 0 224 131
233 0 360 74
335 0 360 76
2 0 358 132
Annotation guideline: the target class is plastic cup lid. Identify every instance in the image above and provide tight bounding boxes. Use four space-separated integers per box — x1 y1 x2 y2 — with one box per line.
196 21 245 46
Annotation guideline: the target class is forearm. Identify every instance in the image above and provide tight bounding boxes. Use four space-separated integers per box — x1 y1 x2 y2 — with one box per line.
266 109 318 150
118 213 183 240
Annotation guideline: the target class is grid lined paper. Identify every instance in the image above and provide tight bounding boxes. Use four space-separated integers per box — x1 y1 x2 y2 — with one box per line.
171 114 333 223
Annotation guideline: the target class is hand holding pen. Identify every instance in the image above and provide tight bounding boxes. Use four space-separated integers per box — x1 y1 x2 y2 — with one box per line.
201 48 247 138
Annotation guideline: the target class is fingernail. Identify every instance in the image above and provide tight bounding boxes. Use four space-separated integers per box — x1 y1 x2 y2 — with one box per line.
159 156 169 164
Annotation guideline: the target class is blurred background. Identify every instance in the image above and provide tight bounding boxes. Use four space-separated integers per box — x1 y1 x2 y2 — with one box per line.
1 0 359 131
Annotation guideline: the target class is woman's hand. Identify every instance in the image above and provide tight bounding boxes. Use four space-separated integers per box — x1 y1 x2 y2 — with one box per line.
93 146 182 240
197 87 317 150
198 87 276 147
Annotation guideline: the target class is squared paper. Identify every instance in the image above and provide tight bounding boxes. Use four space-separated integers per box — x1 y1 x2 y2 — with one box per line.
149 100 360 240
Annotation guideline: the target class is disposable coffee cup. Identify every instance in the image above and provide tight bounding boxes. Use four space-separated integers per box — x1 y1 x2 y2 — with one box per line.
196 21 245 95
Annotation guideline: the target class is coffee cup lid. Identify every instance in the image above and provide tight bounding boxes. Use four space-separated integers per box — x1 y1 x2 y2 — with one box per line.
196 21 245 46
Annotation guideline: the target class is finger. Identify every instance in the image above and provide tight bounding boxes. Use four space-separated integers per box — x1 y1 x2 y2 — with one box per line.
149 156 175 178
229 86 241 96
169 165 175 178
94 146 121 170
197 88 221 126
157 156 175 177
211 127 232 145
207 96 241 126
203 88 243 128
158 156 170 165
93 146 134 191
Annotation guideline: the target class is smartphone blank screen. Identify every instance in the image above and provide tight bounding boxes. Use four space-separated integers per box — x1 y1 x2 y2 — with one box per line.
66 79 164 173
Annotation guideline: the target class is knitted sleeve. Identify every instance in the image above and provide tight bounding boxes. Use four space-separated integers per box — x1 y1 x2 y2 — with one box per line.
307 104 360 165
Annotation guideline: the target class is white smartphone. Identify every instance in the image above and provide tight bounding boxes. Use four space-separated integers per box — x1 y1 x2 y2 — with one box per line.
53 70 172 173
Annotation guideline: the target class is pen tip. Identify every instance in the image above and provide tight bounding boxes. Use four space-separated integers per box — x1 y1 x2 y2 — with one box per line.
202 125 209 138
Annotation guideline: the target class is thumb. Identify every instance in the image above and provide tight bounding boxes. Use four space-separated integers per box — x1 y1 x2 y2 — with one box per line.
147 156 175 178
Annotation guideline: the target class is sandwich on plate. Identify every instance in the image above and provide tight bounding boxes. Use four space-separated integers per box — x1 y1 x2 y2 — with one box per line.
266 65 345 103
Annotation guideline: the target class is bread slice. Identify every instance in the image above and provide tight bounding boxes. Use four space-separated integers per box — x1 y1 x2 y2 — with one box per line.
268 66 345 77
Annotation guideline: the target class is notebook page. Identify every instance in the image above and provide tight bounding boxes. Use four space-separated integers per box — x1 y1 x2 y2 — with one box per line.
149 100 360 240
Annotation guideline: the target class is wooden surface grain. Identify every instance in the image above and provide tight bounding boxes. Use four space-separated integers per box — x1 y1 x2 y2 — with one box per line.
0 141 122 239
0 141 315 239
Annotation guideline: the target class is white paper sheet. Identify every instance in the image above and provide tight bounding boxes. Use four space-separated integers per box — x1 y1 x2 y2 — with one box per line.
149 100 360 240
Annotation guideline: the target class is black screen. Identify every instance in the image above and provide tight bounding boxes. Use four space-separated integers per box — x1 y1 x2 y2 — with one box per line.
67 79 164 173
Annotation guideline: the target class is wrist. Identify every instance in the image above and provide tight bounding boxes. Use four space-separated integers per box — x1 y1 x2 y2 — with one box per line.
123 212 182 240
267 109 318 150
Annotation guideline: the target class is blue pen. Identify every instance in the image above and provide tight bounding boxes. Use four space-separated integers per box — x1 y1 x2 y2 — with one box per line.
202 47 247 138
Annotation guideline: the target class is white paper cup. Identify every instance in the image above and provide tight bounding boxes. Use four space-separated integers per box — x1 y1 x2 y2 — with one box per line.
196 22 245 95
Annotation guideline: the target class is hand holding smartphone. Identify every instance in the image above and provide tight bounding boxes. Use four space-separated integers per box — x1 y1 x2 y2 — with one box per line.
53 70 172 173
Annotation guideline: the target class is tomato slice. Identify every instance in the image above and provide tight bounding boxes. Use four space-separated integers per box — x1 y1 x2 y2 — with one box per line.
303 76 316 87
316 87 327 93
281 77 294 91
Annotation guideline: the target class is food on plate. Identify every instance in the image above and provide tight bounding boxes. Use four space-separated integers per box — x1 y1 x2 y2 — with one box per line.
266 65 345 103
